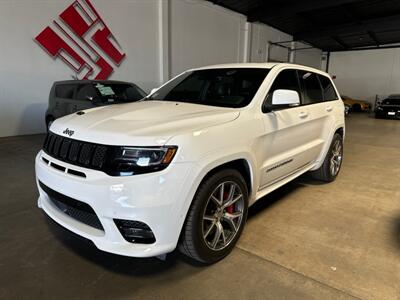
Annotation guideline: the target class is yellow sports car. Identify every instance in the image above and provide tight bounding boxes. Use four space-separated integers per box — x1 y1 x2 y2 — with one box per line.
341 95 371 111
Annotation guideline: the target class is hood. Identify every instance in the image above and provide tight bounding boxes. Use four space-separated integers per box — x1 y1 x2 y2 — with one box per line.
50 100 240 146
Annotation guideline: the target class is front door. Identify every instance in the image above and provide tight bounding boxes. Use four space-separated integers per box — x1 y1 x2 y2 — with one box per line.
259 69 325 188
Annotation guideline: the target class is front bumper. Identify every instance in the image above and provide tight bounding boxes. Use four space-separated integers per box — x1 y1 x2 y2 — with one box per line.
375 109 400 119
35 151 195 257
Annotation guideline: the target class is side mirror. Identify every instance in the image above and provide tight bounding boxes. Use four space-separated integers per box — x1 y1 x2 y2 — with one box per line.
272 89 300 106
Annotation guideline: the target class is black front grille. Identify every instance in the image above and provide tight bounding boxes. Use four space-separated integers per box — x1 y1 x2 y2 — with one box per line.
43 132 109 171
39 181 104 231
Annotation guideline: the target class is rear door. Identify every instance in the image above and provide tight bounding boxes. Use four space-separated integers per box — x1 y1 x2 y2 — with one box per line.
260 69 320 188
317 74 341 129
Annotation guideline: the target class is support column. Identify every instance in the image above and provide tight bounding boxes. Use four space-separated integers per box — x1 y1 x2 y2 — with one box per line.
158 0 170 84
289 41 296 63
242 22 252 63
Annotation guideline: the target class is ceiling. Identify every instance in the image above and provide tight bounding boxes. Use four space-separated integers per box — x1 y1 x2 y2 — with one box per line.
209 0 400 51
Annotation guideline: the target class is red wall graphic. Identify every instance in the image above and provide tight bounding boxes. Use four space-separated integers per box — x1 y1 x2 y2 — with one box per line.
35 0 126 80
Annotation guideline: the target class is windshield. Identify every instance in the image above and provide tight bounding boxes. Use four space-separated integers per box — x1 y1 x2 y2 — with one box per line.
92 83 146 103
382 98 400 105
147 68 270 108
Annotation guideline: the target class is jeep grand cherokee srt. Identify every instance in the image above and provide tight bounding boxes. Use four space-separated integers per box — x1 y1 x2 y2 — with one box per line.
35 63 345 264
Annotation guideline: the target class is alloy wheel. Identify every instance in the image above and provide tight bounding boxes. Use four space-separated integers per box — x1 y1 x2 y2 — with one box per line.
330 139 343 176
202 181 245 251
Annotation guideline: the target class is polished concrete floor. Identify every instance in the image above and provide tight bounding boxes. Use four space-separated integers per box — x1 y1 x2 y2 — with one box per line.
0 113 399 300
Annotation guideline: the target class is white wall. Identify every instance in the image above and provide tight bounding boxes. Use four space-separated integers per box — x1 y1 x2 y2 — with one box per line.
250 23 292 63
249 24 322 68
292 42 322 69
329 48 400 104
169 0 248 77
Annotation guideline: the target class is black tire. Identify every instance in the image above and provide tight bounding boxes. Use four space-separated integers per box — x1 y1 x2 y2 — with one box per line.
179 169 249 264
352 104 361 112
311 133 343 182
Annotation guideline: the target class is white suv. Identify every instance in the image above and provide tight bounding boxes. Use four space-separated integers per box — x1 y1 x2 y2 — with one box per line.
35 63 344 263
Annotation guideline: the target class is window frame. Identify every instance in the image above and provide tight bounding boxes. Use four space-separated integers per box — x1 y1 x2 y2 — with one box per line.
297 70 324 106
262 68 340 113
262 68 303 112
317 74 339 102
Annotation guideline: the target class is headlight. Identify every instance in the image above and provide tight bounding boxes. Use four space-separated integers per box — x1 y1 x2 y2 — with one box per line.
377 106 383 110
106 146 177 176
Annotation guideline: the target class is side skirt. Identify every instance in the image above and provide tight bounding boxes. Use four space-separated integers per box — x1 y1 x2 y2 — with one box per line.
251 162 315 206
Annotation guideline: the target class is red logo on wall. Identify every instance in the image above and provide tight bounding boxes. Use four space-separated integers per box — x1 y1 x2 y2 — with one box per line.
35 0 126 80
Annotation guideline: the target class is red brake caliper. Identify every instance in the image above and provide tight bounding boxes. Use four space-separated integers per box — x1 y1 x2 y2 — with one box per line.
224 191 234 214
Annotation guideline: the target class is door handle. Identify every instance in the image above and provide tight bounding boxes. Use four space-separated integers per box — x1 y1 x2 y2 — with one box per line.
298 111 308 118
326 106 333 112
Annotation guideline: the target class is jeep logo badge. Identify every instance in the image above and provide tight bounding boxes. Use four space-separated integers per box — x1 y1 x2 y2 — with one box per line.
63 128 74 137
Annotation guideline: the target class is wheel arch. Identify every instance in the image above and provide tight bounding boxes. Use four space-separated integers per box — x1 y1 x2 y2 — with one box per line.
311 124 345 171
198 159 253 196
176 155 256 245
335 127 344 139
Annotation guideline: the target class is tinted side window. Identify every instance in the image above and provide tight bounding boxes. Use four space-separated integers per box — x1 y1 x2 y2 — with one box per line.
318 75 338 101
55 84 75 99
298 71 323 104
266 69 301 105
75 84 99 101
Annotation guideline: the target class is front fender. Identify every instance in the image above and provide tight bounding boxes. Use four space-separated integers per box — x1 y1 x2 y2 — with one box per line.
174 148 258 245
196 149 257 198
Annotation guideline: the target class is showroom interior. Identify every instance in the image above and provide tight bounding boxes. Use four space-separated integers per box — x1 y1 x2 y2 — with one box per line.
0 0 399 299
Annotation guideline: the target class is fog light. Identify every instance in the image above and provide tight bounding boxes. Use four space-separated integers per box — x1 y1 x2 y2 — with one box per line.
114 219 156 244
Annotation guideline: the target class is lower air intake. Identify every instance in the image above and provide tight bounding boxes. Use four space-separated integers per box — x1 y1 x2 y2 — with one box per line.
114 219 156 244
39 181 104 231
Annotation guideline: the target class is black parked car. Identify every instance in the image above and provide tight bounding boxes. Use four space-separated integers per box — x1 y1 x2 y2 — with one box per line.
375 96 400 119
46 80 147 129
